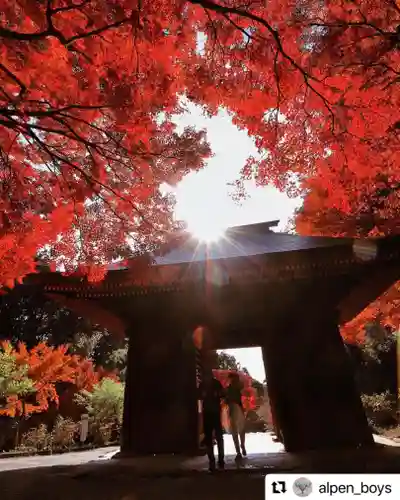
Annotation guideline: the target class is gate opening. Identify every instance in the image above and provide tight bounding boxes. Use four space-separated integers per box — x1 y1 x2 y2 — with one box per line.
212 347 284 456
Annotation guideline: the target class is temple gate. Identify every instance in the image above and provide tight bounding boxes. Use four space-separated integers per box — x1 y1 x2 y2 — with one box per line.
23 221 400 455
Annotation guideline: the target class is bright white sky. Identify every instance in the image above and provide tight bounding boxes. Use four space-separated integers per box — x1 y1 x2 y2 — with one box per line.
171 103 301 383
219 347 266 383
172 102 300 234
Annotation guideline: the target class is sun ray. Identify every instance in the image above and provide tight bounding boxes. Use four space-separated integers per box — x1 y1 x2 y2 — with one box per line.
187 219 227 243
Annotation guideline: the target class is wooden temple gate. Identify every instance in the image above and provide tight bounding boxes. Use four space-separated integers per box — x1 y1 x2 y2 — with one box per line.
23 221 400 455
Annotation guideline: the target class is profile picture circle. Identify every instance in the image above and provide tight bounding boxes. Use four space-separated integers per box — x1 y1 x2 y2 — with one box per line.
293 477 313 497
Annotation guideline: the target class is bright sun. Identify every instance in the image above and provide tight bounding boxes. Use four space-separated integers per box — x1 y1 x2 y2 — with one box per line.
172 171 230 244
186 218 227 243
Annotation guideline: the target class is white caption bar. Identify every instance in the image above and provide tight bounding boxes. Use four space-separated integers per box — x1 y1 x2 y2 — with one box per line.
265 474 400 499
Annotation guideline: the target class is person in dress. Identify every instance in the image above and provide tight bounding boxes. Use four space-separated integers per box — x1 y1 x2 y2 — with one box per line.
225 372 247 460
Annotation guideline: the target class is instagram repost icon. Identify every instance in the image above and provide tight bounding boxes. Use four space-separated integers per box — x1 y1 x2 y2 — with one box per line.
293 477 313 497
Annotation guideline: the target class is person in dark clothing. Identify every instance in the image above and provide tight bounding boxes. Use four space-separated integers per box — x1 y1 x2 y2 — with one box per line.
198 371 225 471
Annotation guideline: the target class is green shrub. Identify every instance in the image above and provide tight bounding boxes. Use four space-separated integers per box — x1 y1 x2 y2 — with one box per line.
0 345 35 406
75 378 124 423
75 377 124 444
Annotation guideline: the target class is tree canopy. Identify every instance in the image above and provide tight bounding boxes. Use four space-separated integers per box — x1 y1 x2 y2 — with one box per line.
0 286 128 376
215 351 249 374
0 0 398 287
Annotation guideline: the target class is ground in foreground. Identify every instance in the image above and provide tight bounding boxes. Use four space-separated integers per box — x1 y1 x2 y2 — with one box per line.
1 445 400 500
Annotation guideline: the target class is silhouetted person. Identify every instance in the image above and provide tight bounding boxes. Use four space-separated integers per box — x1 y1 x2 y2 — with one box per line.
199 371 225 471
226 372 247 460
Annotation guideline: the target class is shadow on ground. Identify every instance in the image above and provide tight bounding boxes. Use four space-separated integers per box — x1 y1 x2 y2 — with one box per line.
1 444 400 500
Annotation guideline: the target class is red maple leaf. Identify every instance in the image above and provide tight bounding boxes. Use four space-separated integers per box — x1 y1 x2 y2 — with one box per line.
0 0 398 288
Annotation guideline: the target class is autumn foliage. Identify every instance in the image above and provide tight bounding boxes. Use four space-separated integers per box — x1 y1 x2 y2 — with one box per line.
70 357 119 391
294 144 400 343
0 341 75 416
294 175 400 343
0 340 115 417
0 1 398 287
0 0 212 287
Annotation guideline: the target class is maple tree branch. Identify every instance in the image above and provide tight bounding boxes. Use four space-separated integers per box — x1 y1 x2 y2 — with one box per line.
202 8 226 66
0 118 19 134
188 0 316 80
84 152 159 233
58 110 186 170
3 100 181 195
20 123 160 235
23 103 111 117
0 6 131 49
218 10 283 134
44 111 145 177
189 0 338 128
66 16 132 45
220 12 252 42
0 27 48 41
0 63 27 98
272 49 282 138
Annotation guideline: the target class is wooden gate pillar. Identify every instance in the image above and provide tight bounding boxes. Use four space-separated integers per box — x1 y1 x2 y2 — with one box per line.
261 308 373 452
121 321 198 455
